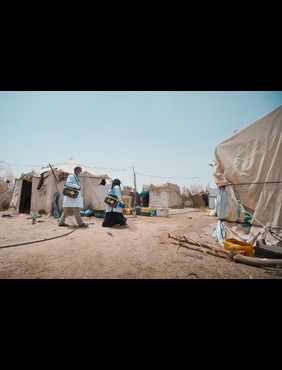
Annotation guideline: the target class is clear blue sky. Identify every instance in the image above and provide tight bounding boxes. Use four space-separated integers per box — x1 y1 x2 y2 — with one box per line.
1 91 282 192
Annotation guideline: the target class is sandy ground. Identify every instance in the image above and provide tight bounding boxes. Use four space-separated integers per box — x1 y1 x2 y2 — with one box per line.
0 207 282 279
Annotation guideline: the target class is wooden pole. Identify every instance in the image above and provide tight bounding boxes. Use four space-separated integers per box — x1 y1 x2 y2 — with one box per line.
133 165 137 217
49 163 59 192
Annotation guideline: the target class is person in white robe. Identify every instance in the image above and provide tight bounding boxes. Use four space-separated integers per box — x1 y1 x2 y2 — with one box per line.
58 166 88 227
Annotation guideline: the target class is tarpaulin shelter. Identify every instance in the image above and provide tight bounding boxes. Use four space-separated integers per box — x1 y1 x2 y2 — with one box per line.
10 159 111 214
143 182 183 208
213 105 282 246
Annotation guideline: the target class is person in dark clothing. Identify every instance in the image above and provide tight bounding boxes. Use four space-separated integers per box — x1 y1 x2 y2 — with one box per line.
24 196 31 212
102 179 127 227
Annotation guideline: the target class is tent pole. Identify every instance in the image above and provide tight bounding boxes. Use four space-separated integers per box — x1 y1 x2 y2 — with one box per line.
49 163 59 192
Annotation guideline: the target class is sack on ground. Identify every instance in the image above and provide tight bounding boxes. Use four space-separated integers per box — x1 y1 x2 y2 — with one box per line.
104 194 119 208
63 185 79 198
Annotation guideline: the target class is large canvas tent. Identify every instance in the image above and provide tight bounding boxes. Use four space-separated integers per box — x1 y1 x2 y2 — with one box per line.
213 105 282 246
143 182 183 208
10 159 111 214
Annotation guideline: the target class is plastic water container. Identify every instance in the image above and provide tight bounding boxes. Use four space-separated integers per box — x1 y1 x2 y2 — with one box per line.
162 209 169 217
157 208 169 217
85 209 94 216
223 238 254 257
95 212 104 218
151 209 157 216
136 206 141 215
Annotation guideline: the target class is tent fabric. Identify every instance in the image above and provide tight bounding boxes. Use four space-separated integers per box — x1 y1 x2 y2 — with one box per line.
38 159 109 178
213 105 282 245
140 190 149 196
146 182 183 208
10 159 111 214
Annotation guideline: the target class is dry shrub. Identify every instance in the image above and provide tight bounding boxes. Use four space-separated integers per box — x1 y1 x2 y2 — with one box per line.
0 200 10 211
0 177 14 210
122 185 132 196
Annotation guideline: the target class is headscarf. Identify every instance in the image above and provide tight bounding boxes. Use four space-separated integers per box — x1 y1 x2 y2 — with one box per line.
111 179 121 189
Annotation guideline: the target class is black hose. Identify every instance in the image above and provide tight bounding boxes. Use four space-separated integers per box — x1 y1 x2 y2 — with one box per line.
0 228 77 249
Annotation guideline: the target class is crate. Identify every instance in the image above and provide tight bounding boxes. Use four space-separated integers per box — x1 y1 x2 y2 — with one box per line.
141 207 154 216
141 210 152 216
156 208 169 217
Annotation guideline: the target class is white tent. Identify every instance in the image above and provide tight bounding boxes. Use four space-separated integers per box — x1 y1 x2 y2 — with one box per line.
147 182 183 208
10 159 111 214
213 105 282 245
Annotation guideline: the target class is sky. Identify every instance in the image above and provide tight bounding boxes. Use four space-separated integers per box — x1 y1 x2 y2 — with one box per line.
1 91 282 192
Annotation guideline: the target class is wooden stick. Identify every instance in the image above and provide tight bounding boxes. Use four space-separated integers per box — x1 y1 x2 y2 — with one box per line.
168 233 230 257
182 235 207 255
173 242 227 259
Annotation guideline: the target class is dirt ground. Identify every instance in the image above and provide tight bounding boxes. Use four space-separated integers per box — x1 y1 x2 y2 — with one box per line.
0 207 282 279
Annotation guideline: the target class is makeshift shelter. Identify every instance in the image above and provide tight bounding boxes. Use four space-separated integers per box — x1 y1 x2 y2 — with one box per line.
143 182 183 208
139 188 150 207
213 105 282 246
9 171 34 213
0 178 14 210
10 159 111 214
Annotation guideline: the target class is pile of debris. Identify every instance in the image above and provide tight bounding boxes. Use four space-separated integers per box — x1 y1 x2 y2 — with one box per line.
168 233 282 268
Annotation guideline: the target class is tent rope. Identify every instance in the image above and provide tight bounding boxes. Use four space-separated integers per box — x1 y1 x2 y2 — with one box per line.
226 180 282 186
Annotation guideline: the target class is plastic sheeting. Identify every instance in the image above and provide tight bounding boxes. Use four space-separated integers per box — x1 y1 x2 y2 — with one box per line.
213 105 282 245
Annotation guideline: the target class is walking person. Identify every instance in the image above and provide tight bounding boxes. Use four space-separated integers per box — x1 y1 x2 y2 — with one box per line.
102 179 127 227
58 166 88 228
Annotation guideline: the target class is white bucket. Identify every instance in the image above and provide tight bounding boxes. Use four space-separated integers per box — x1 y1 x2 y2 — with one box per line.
157 208 169 217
